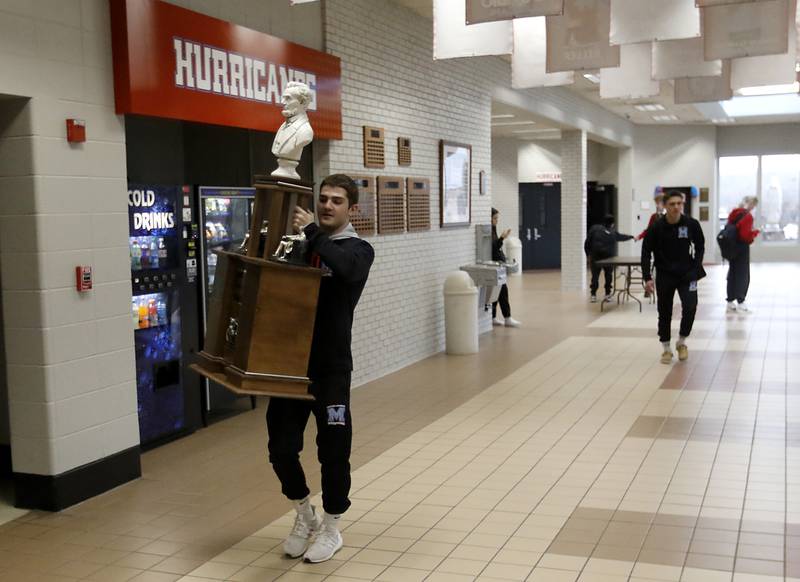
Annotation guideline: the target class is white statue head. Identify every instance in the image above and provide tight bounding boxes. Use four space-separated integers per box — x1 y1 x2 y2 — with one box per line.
281 81 312 118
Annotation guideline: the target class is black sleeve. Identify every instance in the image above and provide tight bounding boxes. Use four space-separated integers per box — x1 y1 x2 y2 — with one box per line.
304 223 375 284
692 219 705 267
641 225 655 281
614 231 635 242
493 235 505 255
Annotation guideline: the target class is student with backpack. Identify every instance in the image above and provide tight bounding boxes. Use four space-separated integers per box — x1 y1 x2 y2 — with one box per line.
724 196 760 313
584 214 636 303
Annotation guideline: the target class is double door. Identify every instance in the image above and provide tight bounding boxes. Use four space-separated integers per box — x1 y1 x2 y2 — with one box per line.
520 182 561 270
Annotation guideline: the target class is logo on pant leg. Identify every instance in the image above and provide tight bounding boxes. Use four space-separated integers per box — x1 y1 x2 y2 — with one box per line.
689 280 697 292
326 405 346 426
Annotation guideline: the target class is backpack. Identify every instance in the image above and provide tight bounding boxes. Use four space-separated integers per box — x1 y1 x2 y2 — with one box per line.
716 212 746 261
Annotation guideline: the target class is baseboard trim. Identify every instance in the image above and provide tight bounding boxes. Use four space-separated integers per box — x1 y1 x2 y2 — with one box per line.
13 446 141 511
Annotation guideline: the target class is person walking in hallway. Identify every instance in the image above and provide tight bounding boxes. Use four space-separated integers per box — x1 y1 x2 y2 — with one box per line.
641 191 705 364
491 208 521 327
267 174 374 563
585 214 636 303
726 196 760 313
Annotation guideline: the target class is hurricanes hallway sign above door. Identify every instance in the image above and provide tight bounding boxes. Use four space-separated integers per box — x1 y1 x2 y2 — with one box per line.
110 0 342 139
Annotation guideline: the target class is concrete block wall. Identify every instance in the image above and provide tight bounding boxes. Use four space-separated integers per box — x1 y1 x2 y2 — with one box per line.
321 0 508 386
560 130 588 292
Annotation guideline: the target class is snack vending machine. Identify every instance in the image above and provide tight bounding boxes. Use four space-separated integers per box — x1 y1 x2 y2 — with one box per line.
197 186 256 418
128 184 201 446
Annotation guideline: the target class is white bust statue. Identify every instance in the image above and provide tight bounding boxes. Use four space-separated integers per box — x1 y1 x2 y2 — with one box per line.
271 81 314 180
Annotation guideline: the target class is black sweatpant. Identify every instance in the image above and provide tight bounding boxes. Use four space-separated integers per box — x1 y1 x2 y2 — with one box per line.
655 271 698 343
492 284 511 318
590 261 614 295
267 372 352 515
726 245 750 303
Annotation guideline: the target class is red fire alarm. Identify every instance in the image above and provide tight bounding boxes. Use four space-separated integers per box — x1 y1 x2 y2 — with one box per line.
66 119 86 143
76 266 92 292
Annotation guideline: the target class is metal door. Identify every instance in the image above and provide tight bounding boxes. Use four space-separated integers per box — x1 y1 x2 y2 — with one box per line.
519 182 561 270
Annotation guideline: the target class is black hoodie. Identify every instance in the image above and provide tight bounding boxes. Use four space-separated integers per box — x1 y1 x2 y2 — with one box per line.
641 214 705 282
302 222 374 377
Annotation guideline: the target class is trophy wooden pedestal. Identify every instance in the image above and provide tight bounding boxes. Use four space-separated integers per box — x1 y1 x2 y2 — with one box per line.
190 176 321 400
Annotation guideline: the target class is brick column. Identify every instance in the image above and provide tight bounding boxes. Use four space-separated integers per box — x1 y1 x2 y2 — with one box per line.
560 130 587 291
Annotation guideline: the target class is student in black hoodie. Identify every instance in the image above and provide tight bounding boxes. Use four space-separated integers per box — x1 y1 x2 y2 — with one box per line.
641 191 705 365
267 174 374 564
584 214 635 303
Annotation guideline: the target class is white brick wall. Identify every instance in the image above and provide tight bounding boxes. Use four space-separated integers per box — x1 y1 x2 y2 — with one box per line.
321 0 510 386
560 130 588 291
491 138 520 239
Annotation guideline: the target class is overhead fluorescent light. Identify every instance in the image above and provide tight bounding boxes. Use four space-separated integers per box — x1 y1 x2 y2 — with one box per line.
652 114 679 121
491 121 537 127
583 73 600 84
711 117 736 124
735 82 799 96
491 114 515 119
634 103 666 111
512 128 558 133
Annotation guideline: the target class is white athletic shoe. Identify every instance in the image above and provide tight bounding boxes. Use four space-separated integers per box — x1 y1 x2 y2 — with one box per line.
590 295 598 303
493 316 505 326
603 294 614 303
283 505 322 558
504 317 521 328
737 302 752 313
726 301 737 313
304 518 343 563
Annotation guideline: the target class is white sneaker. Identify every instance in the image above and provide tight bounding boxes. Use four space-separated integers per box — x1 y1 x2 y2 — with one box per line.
603 294 614 303
303 518 343 563
590 295 598 303
283 506 322 558
492 316 505 326
737 302 752 313
726 301 737 313
504 317 521 328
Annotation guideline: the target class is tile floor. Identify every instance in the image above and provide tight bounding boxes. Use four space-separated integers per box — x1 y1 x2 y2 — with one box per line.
0 263 797 582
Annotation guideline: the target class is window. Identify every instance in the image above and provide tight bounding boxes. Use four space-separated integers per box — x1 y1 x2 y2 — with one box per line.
718 154 800 244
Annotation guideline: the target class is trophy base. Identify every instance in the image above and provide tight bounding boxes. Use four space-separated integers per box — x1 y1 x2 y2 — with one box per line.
192 355 314 400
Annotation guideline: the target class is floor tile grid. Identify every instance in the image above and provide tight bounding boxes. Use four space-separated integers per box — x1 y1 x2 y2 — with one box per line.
203 337 676 581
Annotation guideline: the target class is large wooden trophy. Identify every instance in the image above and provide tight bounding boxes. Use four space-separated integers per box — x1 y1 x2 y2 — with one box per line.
191 82 320 400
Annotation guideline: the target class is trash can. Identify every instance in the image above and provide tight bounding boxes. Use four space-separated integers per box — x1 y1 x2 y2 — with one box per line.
504 236 522 277
443 271 478 355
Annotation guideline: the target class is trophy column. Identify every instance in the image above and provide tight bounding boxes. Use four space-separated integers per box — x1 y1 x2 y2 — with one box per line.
191 176 322 399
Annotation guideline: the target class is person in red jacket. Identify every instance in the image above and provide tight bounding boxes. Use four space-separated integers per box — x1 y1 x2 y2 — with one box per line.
726 196 760 313
637 193 665 241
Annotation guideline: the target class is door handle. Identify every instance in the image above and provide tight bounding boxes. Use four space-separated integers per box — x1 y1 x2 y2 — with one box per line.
533 227 542 240
526 228 531 241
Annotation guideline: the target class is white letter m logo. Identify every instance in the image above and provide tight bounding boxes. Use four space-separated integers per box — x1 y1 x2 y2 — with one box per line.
326 405 346 426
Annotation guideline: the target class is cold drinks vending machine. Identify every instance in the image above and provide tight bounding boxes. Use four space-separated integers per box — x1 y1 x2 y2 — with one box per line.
128 184 201 446
197 186 256 418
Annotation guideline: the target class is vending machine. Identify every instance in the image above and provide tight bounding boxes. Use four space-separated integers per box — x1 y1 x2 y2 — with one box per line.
128 184 201 446
197 186 256 418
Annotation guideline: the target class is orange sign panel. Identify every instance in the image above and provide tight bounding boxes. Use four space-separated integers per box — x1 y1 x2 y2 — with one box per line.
110 0 342 139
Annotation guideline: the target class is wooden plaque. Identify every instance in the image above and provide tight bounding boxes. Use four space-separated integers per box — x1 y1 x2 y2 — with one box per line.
398 137 412 166
377 176 405 235
350 175 376 236
406 177 431 232
363 126 385 168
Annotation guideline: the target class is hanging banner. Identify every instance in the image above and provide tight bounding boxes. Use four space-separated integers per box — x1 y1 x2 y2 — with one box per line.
674 62 733 103
703 0 790 59
610 0 700 45
546 0 620 73
465 0 563 24
512 17 574 88
731 20 798 90
110 0 341 139
434 0 513 59
600 43 659 99
696 0 772 5
653 38 723 80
